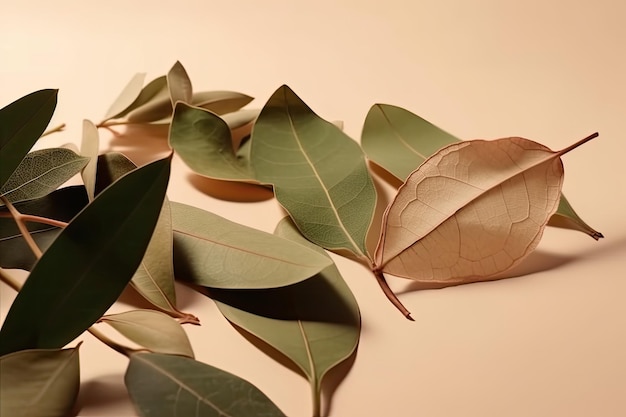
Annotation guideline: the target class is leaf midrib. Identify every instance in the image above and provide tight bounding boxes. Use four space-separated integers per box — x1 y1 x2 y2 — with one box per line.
378 105 429 160
1 155 89 196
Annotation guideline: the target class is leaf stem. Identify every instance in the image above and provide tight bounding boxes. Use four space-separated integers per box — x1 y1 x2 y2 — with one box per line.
557 132 599 156
175 312 201 326
0 211 69 228
0 196 43 258
373 269 413 320
0 268 22 292
311 378 321 417
96 119 132 129
41 123 66 137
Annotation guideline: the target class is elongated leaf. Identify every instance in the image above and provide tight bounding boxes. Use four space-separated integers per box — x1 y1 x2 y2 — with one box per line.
251 85 376 258
214 217 360 416
0 155 171 355
0 186 88 270
100 310 194 358
0 346 80 417
80 120 100 201
167 61 192 105
170 103 256 181
375 135 596 288
126 352 286 417
193 91 254 115
95 152 180 316
171 202 332 289
125 77 172 123
0 89 58 189
0 148 89 204
104 72 147 120
223 108 260 130
362 103 602 239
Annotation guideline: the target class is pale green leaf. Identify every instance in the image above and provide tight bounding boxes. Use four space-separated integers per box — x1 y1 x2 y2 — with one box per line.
125 352 286 417
100 310 194 358
80 119 100 201
167 61 192 105
193 91 254 115
0 148 89 205
214 217 360 416
171 202 332 289
223 108 260 130
125 76 172 123
0 346 80 417
250 85 376 258
104 72 147 120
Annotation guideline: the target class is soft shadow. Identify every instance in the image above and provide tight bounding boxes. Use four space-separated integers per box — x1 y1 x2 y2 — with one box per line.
320 348 358 417
366 175 392 256
368 161 403 189
187 173 273 202
72 374 130 416
103 124 171 166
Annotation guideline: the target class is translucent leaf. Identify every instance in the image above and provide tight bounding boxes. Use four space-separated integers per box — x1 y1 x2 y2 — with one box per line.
0 148 89 205
0 155 171 355
251 85 377 258
0 346 80 417
214 217 360 416
125 352 286 417
104 72 147 120
171 202 332 289
100 310 194 358
167 61 192 105
80 119 100 201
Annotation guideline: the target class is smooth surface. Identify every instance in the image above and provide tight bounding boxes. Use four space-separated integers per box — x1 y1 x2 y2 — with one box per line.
1 1 625 416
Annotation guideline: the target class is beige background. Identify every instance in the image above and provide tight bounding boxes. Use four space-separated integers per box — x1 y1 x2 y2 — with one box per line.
1 1 625 416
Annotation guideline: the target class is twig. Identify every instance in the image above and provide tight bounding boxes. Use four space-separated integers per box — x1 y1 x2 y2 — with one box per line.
0 211 69 228
0 196 42 258
41 123 66 137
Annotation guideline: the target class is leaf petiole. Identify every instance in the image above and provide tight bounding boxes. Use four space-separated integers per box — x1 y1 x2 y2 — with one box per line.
40 123 66 137
0 195 43 258
373 269 413 320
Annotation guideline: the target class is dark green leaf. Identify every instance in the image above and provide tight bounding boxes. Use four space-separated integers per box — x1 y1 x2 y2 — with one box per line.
125 352 286 417
0 155 172 355
0 89 58 189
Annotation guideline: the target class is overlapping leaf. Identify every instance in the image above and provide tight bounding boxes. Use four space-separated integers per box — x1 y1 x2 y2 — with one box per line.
125 352 286 417
104 72 147 120
80 120 100 201
171 202 332 288
0 345 80 417
100 310 194 358
214 217 360 416
362 103 602 239
375 135 595 288
251 85 376 258
0 89 58 189
167 61 192 105
0 155 171 355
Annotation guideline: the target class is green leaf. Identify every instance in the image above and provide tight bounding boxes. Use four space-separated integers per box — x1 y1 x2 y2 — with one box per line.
0 154 172 355
193 91 254 115
214 217 360 417
94 152 138 195
125 352 286 417
250 85 377 258
0 186 88 270
171 202 332 289
170 102 256 182
104 72 147 120
362 103 602 240
80 120 100 201
167 61 193 105
0 148 89 205
124 76 171 123
100 310 194 358
223 108 260 130
0 89 58 189
0 345 80 417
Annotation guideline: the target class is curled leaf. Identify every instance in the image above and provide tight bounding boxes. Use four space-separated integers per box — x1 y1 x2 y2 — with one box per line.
167 61 192 105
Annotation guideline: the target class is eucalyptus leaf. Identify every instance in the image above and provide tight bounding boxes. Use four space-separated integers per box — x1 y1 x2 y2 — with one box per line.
171 202 332 289
100 310 194 358
223 108 260 130
361 103 602 240
125 76 172 123
193 91 254 115
0 186 88 270
0 155 171 355
0 89 58 189
80 119 100 201
170 102 256 182
125 352 286 417
251 85 376 258
167 61 193 105
104 72 147 120
214 217 360 416
0 346 80 417
0 148 89 205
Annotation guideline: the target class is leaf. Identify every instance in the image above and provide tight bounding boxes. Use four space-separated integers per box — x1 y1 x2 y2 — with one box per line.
100 310 194 358
214 217 360 416
94 152 138 195
167 61 192 105
0 89 58 189
0 147 89 204
250 85 377 258
374 135 597 288
80 120 100 201
193 91 254 115
170 102 256 182
104 72 147 120
0 154 171 355
223 108 260 130
0 345 80 417
124 76 171 123
171 202 332 289
0 186 88 270
125 352 286 417
362 103 602 240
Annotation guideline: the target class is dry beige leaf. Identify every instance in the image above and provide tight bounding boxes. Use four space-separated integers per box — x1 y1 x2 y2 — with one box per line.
374 134 597 291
